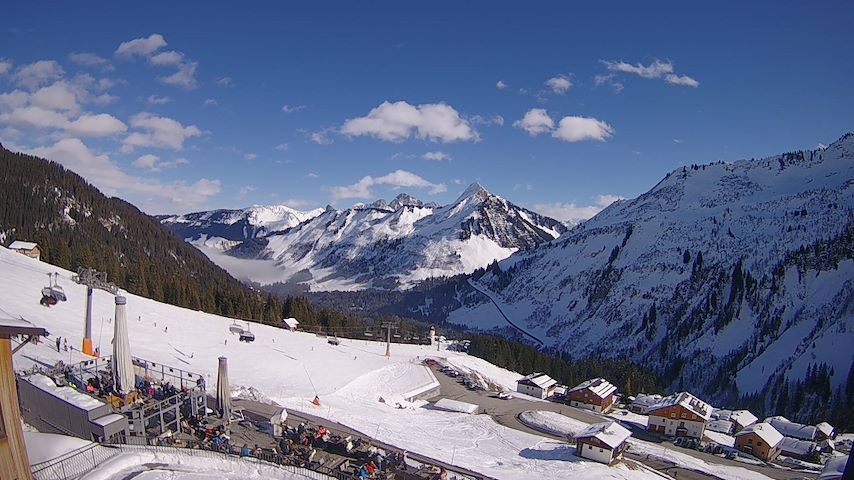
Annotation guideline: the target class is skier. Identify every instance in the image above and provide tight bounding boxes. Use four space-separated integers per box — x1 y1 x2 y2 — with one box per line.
63 338 68 352
56 336 61 352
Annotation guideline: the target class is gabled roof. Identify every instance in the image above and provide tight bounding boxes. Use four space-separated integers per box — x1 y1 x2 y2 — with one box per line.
0 317 48 337
574 421 632 449
630 393 663 407
735 422 783 448
765 416 817 441
518 373 557 390
568 377 617 399
815 422 834 437
714 409 757 428
647 391 712 420
282 317 299 328
779 436 815 456
707 420 734 434
9 240 38 250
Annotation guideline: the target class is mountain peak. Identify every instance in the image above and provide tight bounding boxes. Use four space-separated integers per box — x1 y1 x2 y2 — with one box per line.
389 193 424 210
456 182 489 203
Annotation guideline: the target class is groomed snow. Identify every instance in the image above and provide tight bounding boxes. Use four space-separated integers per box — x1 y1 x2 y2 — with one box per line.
24 430 95 464
518 411 590 437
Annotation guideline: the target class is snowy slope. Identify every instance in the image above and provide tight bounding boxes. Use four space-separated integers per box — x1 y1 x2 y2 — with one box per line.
447 133 854 405
159 204 325 243
1 247 661 480
173 185 567 290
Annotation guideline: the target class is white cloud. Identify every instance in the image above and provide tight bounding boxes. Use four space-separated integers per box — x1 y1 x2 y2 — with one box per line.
203 98 218 107
216 77 232 87
69 52 113 70
594 74 624 93
496 80 508 90
0 90 28 111
13 60 65 90
309 128 335 145
149 50 184 66
664 73 699 87
545 75 572 94
552 115 614 142
603 59 673 79
30 81 81 113
282 104 306 113
115 33 167 58
513 108 554 136
306 172 319 178
67 113 127 137
244 153 257 161
133 154 160 169
533 194 624 223
158 61 198 89
330 169 446 200
236 185 256 200
121 112 202 152
0 60 11 76
147 94 171 105
275 143 289 151
341 101 478 143
92 93 119 106
423 151 450 161
24 137 218 213
0 106 69 129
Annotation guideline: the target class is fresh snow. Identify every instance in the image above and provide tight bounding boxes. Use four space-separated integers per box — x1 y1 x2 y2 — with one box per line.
518 411 590 437
24 430 95 464
1 247 661 480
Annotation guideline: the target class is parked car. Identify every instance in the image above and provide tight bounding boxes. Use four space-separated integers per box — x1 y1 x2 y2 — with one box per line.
497 391 512 400
725 451 737 460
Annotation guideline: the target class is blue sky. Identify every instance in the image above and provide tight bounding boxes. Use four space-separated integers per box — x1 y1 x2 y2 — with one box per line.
1 2 851 218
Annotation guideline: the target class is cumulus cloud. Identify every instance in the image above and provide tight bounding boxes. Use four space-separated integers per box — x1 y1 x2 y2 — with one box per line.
115 33 167 58
330 169 446 200
67 113 128 137
24 137 218 212
69 52 113 70
341 101 478 143
545 75 572 94
422 151 450 161
664 74 699 87
158 61 198 89
282 104 306 113
470 114 504 126
147 94 171 105
203 98 218 107
552 116 613 142
92 93 119 106
533 194 624 223
496 80 508 90
308 128 335 145
275 143 289 151
0 106 69 130
0 60 11 76
133 154 159 169
0 90 28 111
31 81 81 113
513 108 554 136
149 50 184 66
13 60 65 90
121 112 202 152
132 153 188 172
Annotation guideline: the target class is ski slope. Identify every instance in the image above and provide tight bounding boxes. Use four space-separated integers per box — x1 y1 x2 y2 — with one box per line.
0 246 661 480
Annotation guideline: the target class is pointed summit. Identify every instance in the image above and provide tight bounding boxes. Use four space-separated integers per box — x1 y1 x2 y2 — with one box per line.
389 193 424 210
455 182 489 203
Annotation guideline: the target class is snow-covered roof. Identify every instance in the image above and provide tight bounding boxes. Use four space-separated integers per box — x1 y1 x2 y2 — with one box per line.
779 436 815 456
735 423 783 448
433 398 479 415
91 413 126 427
518 373 557 390
568 377 617 399
630 393 663 407
647 391 712 420
9 240 38 250
818 454 848 480
816 422 834 437
707 420 734 434
27 374 105 411
282 317 299 328
0 316 48 337
574 421 632 449
765 416 817 441
713 409 757 428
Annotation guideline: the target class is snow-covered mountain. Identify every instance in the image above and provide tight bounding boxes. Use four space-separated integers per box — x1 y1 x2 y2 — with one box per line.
446 133 854 408
158 204 325 249
165 184 567 290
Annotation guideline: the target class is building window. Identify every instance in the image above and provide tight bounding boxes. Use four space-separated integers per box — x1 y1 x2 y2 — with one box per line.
681 413 686 418
588 445 593 450
670 413 676 418
748 439 753 445
679 421 685 427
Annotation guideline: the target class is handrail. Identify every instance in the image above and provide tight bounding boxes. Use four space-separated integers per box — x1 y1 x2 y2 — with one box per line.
30 443 121 480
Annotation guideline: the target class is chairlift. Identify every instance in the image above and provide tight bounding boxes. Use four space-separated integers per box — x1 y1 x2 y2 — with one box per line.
393 333 402 339
40 272 67 306
238 322 255 342
229 321 244 335
328 336 340 346
363 330 373 337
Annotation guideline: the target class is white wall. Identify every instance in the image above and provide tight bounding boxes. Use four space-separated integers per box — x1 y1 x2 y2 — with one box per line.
648 416 705 439
577 443 613 464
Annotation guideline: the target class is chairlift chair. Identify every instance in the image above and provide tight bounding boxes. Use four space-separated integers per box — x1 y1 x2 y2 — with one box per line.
239 331 256 342
363 330 373 337
40 272 67 306
229 321 244 335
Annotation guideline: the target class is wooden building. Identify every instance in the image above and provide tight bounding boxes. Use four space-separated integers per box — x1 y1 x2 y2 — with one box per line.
574 421 632 464
734 423 783 462
566 377 617 413
516 373 557 399
646 391 712 439
8 241 40 260
1 317 48 480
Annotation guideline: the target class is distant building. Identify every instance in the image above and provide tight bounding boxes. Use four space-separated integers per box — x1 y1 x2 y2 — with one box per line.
646 391 712 439
815 422 835 440
627 393 663 414
567 378 617 413
1 317 48 480
817 454 848 480
516 373 557 399
778 436 816 462
282 317 299 331
8 240 40 260
574 421 632 465
712 409 757 433
734 423 783 462
765 416 817 441
707 419 735 435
